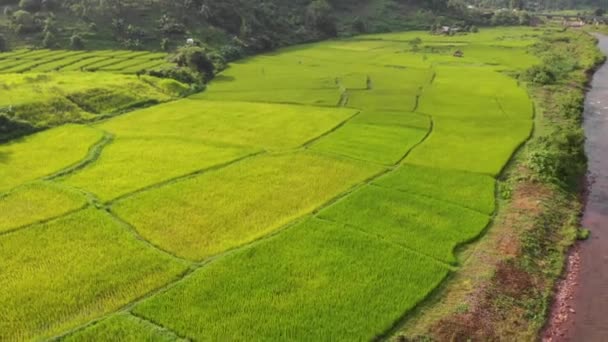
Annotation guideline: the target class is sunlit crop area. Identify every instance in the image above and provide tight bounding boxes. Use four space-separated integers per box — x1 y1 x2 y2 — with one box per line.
0 26 541 340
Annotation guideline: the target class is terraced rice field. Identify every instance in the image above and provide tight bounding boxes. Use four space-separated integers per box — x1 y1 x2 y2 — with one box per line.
0 49 173 74
0 27 541 340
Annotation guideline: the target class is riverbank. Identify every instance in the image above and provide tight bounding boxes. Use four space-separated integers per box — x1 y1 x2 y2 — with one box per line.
395 28 605 341
545 32 608 341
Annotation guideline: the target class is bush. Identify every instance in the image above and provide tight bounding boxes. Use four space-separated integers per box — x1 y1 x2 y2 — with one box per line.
147 66 202 85
171 46 215 79
525 65 556 85
526 129 587 187
219 44 244 62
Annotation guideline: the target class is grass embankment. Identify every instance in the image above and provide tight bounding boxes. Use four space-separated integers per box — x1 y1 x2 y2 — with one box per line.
395 28 605 341
0 50 184 142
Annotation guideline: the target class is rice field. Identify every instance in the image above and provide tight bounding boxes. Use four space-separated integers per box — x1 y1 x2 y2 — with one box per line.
0 49 171 74
0 27 542 340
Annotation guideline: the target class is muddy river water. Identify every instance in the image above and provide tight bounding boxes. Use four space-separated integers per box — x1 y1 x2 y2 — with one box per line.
564 33 608 341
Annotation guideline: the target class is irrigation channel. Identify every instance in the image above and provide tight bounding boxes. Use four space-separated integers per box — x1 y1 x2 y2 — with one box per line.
559 33 608 341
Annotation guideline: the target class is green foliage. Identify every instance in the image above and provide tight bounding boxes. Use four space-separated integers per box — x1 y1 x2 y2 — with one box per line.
11 9 38 33
0 34 7 52
69 34 84 49
577 228 591 240
525 65 557 85
306 0 337 37
18 0 39 12
41 30 55 48
171 45 215 79
526 129 587 187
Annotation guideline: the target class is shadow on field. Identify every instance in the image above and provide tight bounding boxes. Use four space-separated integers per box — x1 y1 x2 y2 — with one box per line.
213 75 236 83
0 151 11 164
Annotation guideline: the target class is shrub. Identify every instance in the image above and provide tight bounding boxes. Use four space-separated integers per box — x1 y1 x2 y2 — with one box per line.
156 78 191 97
219 44 244 62
526 129 587 187
147 66 201 85
171 46 215 79
525 65 556 85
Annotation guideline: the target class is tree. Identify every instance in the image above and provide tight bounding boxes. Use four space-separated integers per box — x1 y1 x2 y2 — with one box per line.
510 0 524 10
352 17 366 33
595 8 605 16
0 34 7 52
4 6 13 17
160 38 169 51
11 10 38 34
42 30 55 48
70 34 84 49
306 0 337 36
19 0 40 12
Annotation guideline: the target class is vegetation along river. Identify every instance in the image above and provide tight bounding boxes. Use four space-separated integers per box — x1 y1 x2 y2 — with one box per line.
565 33 608 341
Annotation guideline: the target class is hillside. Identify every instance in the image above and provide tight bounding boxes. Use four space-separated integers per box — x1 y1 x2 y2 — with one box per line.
0 0 478 53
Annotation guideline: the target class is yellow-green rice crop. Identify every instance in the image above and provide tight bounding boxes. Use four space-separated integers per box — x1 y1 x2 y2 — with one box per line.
318 185 490 264
406 116 533 176
98 99 357 151
132 218 449 341
0 50 170 74
0 27 543 340
374 164 496 215
0 208 189 341
62 137 259 201
310 120 429 165
0 125 103 192
113 152 382 260
62 313 186 342
0 182 87 233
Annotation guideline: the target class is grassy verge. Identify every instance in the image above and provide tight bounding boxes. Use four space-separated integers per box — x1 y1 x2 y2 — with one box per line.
393 28 605 341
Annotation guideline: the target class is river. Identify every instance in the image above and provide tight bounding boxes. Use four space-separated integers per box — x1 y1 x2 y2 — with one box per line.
564 33 608 341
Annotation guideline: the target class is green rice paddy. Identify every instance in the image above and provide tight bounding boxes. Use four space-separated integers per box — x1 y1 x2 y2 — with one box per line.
0 27 542 340
0 49 170 74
